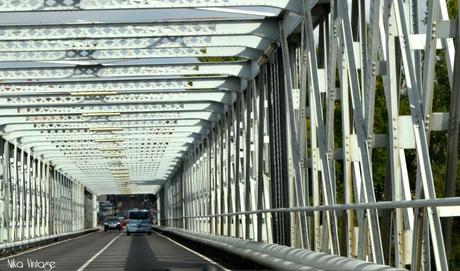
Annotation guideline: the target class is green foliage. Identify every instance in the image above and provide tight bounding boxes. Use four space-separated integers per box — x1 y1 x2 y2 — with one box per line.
443 2 459 268
373 76 389 134
368 1 459 267
447 0 458 18
372 149 386 200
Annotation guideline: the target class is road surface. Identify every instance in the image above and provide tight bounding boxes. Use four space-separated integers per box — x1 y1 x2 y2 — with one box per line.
0 230 225 271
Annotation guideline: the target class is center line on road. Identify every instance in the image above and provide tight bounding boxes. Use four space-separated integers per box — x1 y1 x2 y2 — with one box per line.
77 232 124 271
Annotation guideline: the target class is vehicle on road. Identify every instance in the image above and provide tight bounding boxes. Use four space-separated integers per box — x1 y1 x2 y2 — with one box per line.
104 217 122 231
126 219 152 235
126 209 152 235
118 216 126 226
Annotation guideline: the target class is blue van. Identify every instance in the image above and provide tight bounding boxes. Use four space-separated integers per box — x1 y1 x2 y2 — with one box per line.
126 209 152 236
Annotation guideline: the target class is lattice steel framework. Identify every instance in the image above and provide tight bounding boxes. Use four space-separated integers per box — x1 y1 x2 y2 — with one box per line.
0 137 97 244
0 0 460 270
0 1 284 196
155 0 459 270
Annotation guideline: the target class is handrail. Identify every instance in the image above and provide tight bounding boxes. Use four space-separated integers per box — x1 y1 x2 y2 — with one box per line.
155 226 405 271
159 197 460 220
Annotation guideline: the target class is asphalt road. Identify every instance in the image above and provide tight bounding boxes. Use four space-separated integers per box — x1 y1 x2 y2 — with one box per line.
0 230 225 271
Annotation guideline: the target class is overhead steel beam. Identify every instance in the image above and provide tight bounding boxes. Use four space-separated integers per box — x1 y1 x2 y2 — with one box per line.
26 139 192 151
54 164 177 176
0 112 217 126
0 92 235 107
0 0 301 13
0 46 262 62
1 66 251 84
0 78 241 95
0 35 273 52
0 20 279 40
55 162 178 168
41 153 184 161
2 119 210 133
18 133 200 146
0 103 225 116
37 148 187 157
3 128 203 141
54 160 178 167
0 63 250 79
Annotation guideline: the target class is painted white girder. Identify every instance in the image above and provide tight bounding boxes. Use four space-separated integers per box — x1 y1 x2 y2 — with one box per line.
56 163 177 170
0 112 216 126
0 78 240 95
0 0 300 13
54 163 177 178
4 127 204 140
36 147 186 157
0 35 273 52
0 63 250 79
25 138 193 150
0 103 224 116
2 119 209 133
0 1 280 196
0 47 262 62
33 144 187 153
0 20 279 40
19 134 198 149
0 92 234 107
54 159 178 166
43 153 183 160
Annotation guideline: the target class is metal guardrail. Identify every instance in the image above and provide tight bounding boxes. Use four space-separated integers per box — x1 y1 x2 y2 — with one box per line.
155 226 405 271
159 197 460 220
0 227 100 256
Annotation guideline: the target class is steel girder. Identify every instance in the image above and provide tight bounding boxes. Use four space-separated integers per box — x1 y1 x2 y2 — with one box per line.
39 149 186 159
0 92 235 107
3 128 205 140
5 130 202 176
0 78 240 95
0 0 284 198
18 133 198 177
0 35 272 53
2 119 210 133
0 137 94 243
0 1 288 243
0 103 225 116
0 20 279 40
2 1 458 269
19 133 199 144
33 143 188 153
22 137 194 149
32 143 189 154
0 63 251 79
0 47 262 62
53 159 178 168
156 0 460 270
0 112 216 126
0 0 301 13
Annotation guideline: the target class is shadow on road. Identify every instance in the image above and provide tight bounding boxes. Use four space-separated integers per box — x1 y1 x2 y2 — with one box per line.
125 234 165 271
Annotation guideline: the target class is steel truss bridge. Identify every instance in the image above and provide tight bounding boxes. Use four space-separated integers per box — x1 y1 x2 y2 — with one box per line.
0 0 459 270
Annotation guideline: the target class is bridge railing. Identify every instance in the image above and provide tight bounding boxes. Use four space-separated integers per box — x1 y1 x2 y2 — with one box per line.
157 0 460 270
0 137 98 250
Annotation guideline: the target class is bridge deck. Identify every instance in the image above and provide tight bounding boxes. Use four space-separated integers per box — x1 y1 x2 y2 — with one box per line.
0 231 223 271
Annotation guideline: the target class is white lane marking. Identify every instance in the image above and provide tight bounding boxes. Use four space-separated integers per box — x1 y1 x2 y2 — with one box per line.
77 231 124 271
154 231 230 271
0 230 101 261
